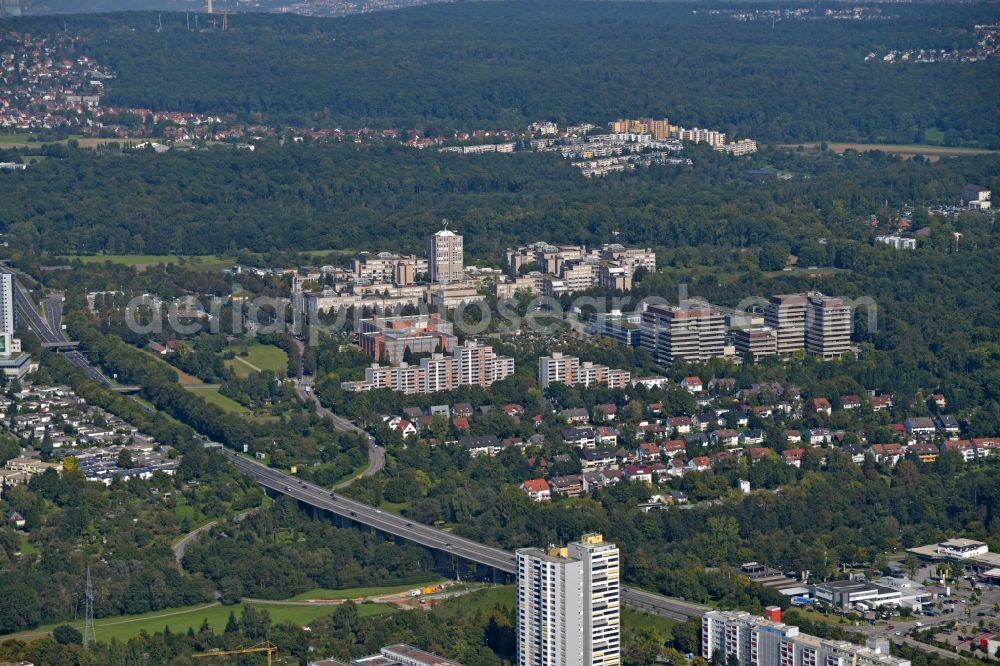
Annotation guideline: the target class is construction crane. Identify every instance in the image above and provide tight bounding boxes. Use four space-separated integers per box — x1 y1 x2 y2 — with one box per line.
192 642 277 666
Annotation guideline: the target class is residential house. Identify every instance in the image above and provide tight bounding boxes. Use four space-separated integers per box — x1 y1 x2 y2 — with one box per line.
579 448 618 470
843 443 866 464
666 458 687 477
783 449 804 467
931 393 947 409
668 416 692 434
936 414 960 439
639 423 669 440
712 450 738 465
560 407 590 424
746 447 772 463
594 404 617 421
905 417 937 440
625 464 654 483
386 418 417 439
870 394 893 412
686 456 711 472
3 510 25 529
662 440 686 457
562 427 598 449
840 395 862 410
595 426 619 447
451 416 470 431
943 440 976 463
549 474 584 498
740 429 765 446
870 443 904 465
681 376 704 393
805 428 833 445
973 437 1000 458
811 397 833 416
647 402 664 414
452 402 474 418
429 405 450 418
638 442 662 461
502 403 525 418
521 478 551 502
784 430 802 444
402 406 424 421
461 435 502 457
712 429 740 448
911 442 940 463
694 412 720 431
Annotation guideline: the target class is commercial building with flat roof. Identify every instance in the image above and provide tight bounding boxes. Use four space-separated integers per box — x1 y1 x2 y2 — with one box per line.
640 303 725 365
734 326 778 361
702 609 910 666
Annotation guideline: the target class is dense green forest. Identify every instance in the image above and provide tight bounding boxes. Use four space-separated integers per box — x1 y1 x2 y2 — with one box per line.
0 142 997 256
7 2 1000 145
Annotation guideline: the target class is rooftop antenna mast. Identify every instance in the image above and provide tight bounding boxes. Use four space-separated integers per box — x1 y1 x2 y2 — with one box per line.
186 11 190 30
157 14 163 31
83 566 96 647
207 0 213 14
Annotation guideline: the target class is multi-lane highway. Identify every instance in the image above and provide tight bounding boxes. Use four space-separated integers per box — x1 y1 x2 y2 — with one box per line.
0 265 110 384
223 449 709 621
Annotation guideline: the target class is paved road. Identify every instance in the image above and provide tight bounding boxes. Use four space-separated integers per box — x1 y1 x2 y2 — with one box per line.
294 380 385 485
1 265 111 384
42 295 63 333
222 449 708 621
172 520 219 565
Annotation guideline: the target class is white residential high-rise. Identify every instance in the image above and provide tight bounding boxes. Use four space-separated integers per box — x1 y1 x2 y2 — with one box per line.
517 533 620 666
428 227 464 284
0 273 14 338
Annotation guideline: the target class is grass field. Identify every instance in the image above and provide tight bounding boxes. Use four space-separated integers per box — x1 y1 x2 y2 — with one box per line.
433 586 515 622
0 134 121 149
0 599 395 645
186 386 250 415
224 343 289 377
779 142 997 160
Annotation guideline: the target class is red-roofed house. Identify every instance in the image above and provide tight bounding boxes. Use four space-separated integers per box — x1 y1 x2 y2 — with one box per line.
521 478 551 502
638 442 662 461
811 397 832 416
503 403 525 417
943 440 976 463
783 449 804 467
870 394 893 412
687 456 710 472
746 447 772 463
840 395 862 410
681 376 703 393
625 464 654 483
451 416 470 430
870 443 904 465
662 439 686 456
973 437 1000 458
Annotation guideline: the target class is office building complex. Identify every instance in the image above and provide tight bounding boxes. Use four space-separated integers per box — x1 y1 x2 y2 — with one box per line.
538 352 631 389
428 228 464 284
764 293 852 360
352 252 427 286
733 326 778 361
517 533 620 666
640 303 726 365
764 294 808 356
504 242 655 296
805 294 852 360
342 341 513 394
702 610 910 666
589 311 642 347
358 314 457 365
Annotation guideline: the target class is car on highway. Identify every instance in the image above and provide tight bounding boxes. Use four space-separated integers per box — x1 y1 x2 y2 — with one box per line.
284 485 290 491
350 511 356 517
445 542 453 549
376 509 382 514
405 522 412 527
